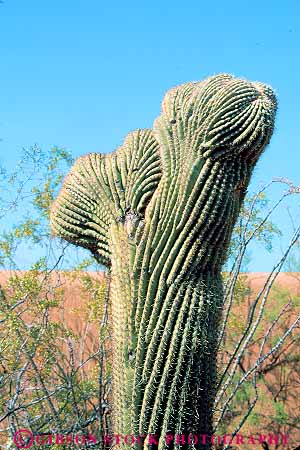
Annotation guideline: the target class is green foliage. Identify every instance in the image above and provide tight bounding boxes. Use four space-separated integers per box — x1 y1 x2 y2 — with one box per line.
248 411 260 426
234 380 254 403
0 268 110 447
273 402 289 425
0 146 110 448
0 146 75 269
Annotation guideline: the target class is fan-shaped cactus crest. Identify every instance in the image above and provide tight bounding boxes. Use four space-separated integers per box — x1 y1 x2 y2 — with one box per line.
50 74 277 450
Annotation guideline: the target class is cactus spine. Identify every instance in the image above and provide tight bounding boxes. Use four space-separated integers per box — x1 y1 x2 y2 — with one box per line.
50 74 277 449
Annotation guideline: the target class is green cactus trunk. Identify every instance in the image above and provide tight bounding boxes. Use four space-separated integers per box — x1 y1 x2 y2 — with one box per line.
110 228 224 445
50 74 277 450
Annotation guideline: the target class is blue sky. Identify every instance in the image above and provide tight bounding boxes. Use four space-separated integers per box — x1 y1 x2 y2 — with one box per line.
1 0 300 271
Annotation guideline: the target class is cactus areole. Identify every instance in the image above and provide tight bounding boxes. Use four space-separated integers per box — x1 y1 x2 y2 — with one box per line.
50 74 277 449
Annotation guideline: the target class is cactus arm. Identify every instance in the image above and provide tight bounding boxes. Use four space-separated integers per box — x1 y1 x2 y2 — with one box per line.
50 152 113 265
50 129 161 265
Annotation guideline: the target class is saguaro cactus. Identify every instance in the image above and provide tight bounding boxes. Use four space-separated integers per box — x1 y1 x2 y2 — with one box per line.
50 74 277 449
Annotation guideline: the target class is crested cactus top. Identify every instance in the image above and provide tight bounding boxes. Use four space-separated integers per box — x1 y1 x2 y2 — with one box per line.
50 73 277 270
156 73 276 162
